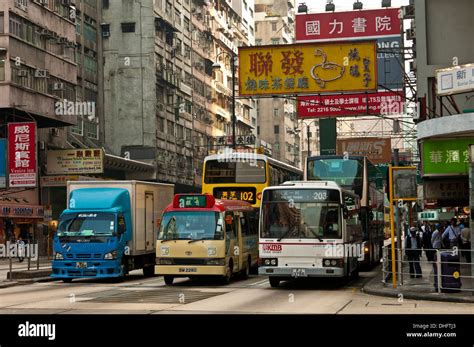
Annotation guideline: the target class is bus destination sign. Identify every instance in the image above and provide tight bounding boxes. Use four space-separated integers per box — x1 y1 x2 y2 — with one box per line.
264 189 340 203
178 195 207 208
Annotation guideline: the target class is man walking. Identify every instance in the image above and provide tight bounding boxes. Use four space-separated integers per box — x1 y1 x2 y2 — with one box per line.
405 226 423 278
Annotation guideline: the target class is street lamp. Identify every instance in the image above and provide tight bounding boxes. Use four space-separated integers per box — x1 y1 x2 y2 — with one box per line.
212 51 237 149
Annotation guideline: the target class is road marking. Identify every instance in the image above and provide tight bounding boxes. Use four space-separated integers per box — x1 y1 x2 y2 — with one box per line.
335 299 353 314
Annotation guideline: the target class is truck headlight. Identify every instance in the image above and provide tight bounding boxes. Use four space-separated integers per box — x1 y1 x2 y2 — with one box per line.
54 252 64 260
104 251 117 260
205 258 225 266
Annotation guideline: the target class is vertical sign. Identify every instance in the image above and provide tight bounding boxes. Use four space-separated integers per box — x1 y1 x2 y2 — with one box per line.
8 122 37 187
0 139 6 188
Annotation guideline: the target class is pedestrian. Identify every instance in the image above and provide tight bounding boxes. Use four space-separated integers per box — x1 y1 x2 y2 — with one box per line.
460 222 471 264
442 218 461 249
16 235 25 262
422 221 434 262
405 226 423 278
431 223 443 250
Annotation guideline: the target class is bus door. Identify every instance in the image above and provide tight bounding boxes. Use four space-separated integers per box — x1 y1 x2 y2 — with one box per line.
225 211 241 273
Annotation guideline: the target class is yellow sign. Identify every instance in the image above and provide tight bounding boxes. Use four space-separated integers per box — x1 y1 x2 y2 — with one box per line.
46 149 104 175
238 41 377 96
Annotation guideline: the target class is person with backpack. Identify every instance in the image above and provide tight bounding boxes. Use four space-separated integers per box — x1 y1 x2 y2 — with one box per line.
442 218 461 249
405 226 423 278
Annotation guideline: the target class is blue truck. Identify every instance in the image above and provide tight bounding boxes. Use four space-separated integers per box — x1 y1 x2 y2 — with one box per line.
52 180 174 282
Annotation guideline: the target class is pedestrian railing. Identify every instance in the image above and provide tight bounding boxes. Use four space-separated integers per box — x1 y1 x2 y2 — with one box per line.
382 245 474 293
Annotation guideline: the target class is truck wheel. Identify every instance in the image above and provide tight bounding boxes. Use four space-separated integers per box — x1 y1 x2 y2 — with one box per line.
164 275 174 285
62 278 72 283
222 265 232 285
143 265 155 277
269 277 280 288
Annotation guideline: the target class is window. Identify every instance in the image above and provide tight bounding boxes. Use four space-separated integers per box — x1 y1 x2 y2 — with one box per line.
0 12 4 33
274 125 279 134
70 117 84 136
272 22 277 31
157 116 165 132
271 38 280 45
102 0 109 8
167 120 174 135
274 142 280 151
273 108 279 117
85 120 99 140
0 52 5 81
255 39 262 46
257 126 260 135
254 23 257 33
121 22 135 33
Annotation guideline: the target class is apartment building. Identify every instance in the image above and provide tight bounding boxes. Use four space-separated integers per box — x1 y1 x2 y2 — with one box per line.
254 0 300 168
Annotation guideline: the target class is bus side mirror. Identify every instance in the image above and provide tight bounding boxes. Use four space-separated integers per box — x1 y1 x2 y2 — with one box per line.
118 223 125 235
343 206 349 219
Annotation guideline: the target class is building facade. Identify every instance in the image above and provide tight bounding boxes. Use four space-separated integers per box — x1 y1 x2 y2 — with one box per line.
254 0 300 168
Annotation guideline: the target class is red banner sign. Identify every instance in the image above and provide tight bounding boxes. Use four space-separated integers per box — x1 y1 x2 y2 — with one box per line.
8 122 37 187
298 90 403 118
296 8 401 42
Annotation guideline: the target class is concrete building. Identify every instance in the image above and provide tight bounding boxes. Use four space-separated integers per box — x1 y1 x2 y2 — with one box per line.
101 0 255 191
254 0 300 168
0 0 77 253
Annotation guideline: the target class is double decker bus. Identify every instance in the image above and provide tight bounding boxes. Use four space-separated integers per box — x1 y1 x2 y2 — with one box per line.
155 194 258 285
259 181 362 287
202 153 303 209
306 155 385 267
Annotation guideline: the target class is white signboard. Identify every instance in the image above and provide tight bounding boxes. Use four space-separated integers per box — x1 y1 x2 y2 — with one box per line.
436 63 474 96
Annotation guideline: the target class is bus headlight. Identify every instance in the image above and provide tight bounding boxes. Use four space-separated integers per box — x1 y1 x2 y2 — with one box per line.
104 251 117 260
157 258 174 265
261 258 278 266
323 258 344 267
54 252 64 260
205 258 225 266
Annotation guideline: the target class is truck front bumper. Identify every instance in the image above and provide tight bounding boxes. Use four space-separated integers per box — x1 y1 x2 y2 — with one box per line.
51 260 122 279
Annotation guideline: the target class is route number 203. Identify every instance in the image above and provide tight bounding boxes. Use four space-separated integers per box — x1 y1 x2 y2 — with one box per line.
313 192 328 200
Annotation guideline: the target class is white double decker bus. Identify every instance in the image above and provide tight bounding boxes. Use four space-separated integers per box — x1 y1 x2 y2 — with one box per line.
258 181 363 287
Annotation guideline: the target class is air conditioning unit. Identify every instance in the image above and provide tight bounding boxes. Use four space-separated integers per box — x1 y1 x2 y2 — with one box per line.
53 82 64 90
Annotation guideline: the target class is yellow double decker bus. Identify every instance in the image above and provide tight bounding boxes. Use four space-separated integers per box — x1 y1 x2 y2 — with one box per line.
202 153 303 208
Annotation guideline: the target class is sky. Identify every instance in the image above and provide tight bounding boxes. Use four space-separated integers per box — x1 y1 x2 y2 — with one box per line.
302 0 410 12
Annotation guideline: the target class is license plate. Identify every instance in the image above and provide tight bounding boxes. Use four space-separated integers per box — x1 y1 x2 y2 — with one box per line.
76 262 87 269
178 268 197 273
292 268 307 278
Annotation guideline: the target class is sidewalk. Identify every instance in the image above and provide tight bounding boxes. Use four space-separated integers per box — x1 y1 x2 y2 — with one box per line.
363 254 474 303
0 256 53 288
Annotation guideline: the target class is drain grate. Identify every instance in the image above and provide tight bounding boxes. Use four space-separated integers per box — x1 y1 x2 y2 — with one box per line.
79 288 228 304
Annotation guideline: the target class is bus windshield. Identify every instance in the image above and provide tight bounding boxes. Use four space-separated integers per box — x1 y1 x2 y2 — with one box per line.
307 158 363 196
158 212 224 241
204 159 266 184
57 212 116 239
261 202 341 239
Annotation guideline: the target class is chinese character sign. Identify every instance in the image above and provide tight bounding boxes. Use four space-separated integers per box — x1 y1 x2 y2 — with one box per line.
8 122 37 187
46 149 104 175
436 63 474 96
422 138 474 176
238 41 377 96
296 8 401 41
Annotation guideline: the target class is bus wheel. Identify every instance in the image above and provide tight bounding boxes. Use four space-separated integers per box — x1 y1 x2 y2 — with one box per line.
222 265 232 284
269 277 280 288
164 275 174 285
62 278 72 283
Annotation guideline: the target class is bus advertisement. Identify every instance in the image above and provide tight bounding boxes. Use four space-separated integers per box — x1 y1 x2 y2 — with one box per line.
155 194 258 285
306 155 385 267
258 181 363 287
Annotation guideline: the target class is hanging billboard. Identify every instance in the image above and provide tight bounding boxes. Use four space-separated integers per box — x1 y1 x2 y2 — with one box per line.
336 137 391 164
8 122 37 187
46 148 104 175
238 41 377 96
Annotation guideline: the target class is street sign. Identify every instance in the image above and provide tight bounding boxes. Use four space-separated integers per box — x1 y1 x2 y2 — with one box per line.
392 167 417 201
215 135 256 146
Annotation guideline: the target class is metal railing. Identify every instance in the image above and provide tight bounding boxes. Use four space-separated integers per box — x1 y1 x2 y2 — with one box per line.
382 244 474 293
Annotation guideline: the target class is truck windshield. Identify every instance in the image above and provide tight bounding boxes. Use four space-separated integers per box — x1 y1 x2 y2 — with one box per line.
158 212 223 241
57 212 116 237
261 202 341 240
